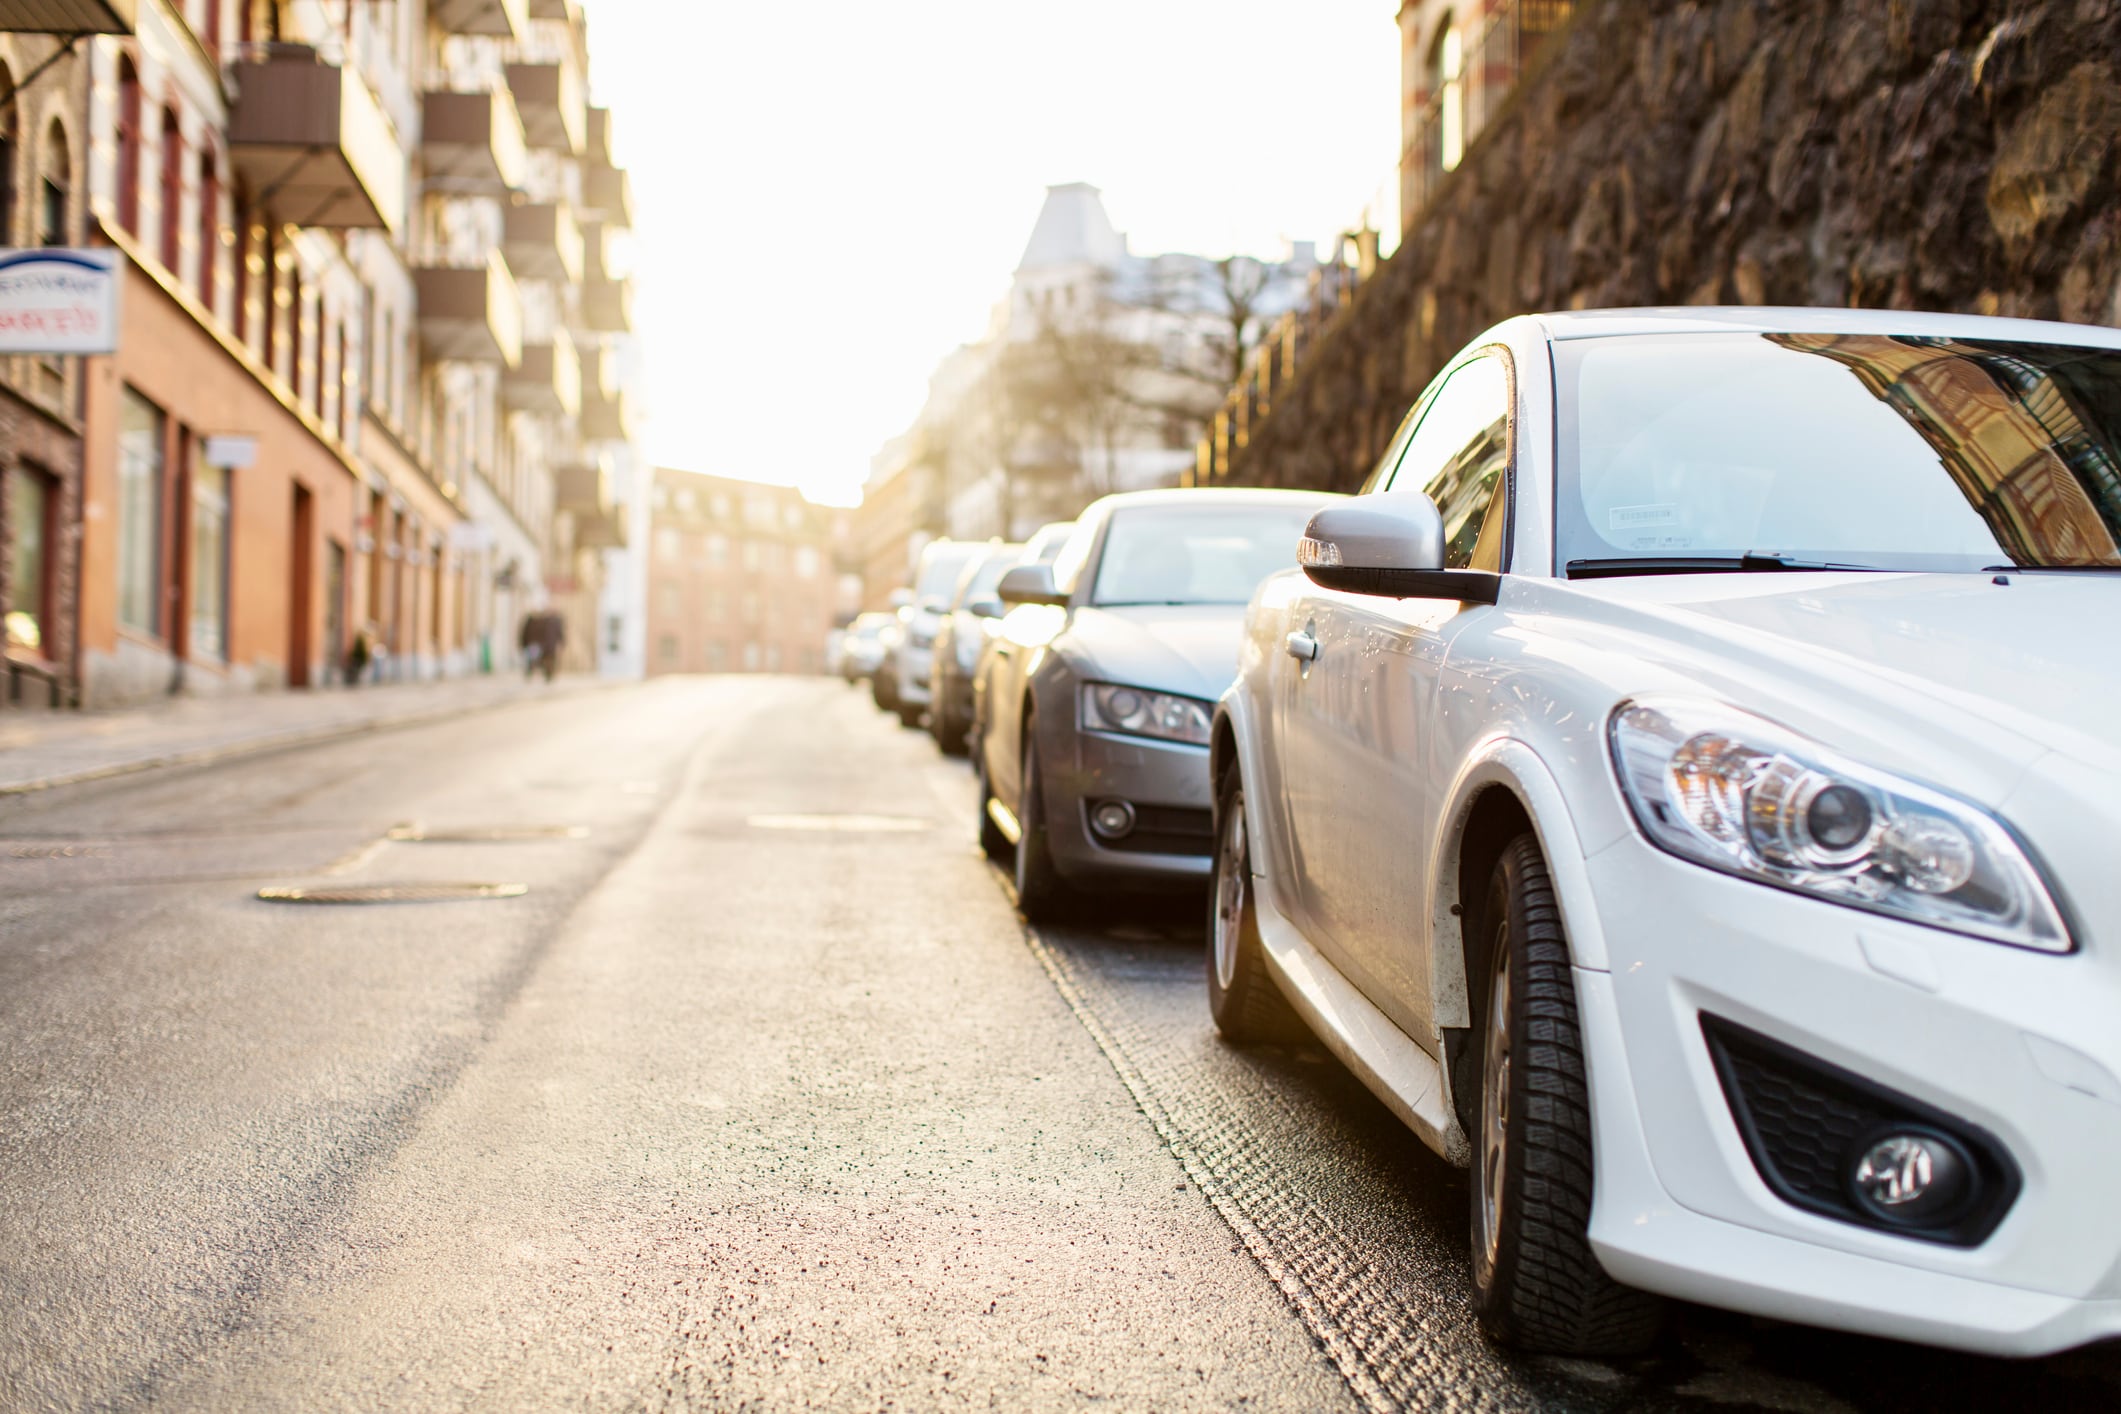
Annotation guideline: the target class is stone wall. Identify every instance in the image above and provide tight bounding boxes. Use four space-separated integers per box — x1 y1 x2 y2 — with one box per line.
1229 0 2121 492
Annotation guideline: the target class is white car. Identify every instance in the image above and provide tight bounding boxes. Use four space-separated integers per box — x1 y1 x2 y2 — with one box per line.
1210 306 2121 1359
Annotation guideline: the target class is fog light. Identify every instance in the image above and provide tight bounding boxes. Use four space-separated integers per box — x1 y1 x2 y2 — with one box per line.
1848 1129 1974 1226
1090 800 1137 839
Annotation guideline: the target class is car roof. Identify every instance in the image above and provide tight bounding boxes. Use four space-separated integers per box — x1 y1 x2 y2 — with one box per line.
1532 305 2121 350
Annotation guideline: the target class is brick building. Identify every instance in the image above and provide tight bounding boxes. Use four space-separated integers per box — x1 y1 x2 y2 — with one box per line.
645 467 837 676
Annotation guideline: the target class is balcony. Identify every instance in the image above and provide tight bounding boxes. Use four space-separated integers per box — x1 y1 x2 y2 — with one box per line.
580 382 631 443
504 59 585 154
527 0 580 20
228 46 405 233
583 105 614 167
413 252 523 366
502 200 582 283
576 506 628 550
578 219 610 283
580 275 632 334
503 326 582 417
421 88 527 194
427 0 524 37
555 455 611 515
581 161 632 228
0 0 133 29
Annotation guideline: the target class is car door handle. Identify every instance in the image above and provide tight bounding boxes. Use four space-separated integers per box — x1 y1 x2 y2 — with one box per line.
994 644 1013 657
1284 630 1319 662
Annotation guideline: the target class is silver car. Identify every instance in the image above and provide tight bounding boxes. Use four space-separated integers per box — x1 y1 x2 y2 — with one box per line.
890 541 986 727
935 521 1076 756
973 488 1341 920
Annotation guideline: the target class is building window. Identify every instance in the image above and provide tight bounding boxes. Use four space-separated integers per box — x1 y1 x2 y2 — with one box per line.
159 107 183 273
0 66 16 245
707 641 726 671
742 642 760 671
118 387 166 635
5 463 54 655
794 546 820 579
765 645 781 672
658 633 677 664
708 534 728 565
116 59 140 236
40 121 68 247
1430 16 1465 173
196 148 218 311
740 541 759 571
189 458 230 660
653 526 680 560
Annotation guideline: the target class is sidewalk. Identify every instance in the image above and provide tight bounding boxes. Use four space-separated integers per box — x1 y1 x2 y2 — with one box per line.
0 675 613 796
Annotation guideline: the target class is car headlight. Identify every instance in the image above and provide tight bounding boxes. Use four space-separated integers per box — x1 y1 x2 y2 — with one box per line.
1080 682 1212 747
1609 700 2070 953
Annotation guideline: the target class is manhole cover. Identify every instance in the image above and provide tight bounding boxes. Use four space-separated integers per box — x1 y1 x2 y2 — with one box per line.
386 826 588 842
746 814 932 833
256 882 529 904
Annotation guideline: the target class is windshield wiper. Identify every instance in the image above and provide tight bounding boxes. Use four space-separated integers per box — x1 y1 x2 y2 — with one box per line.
1566 554 1885 579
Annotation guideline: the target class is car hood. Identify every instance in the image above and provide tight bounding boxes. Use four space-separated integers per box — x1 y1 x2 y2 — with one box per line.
1563 571 2121 784
1063 604 1248 702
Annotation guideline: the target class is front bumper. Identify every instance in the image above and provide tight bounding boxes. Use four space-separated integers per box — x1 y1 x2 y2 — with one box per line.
895 647 934 706
1577 834 2121 1356
1040 726 1213 888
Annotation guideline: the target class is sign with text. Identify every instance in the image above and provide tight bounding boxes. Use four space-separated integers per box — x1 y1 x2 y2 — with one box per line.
0 248 119 354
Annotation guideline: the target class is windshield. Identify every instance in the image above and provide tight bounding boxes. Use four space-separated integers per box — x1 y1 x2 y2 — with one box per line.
915 546 981 603
954 547 1022 607
1091 504 1320 606
1556 332 2121 573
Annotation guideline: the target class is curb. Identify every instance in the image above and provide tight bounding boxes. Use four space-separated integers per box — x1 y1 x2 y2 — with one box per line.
0 679 619 798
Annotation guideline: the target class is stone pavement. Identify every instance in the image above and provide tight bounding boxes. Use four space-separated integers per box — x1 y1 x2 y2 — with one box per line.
0 675 612 795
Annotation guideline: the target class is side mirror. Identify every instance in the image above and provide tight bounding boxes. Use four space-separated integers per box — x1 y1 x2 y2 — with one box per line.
996 563 1066 607
966 595 1005 619
1298 492 1501 604
888 588 914 610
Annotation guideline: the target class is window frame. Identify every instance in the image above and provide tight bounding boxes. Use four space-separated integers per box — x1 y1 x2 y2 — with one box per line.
1370 345 1517 573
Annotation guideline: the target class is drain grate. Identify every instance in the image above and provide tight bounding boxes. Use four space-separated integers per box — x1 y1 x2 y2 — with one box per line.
386 825 588 843
256 882 529 904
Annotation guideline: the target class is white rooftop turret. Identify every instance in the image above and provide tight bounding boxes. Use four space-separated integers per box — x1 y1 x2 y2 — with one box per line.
1016 182 1129 272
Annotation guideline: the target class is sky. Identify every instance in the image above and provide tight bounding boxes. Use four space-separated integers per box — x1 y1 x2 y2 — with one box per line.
586 1 1402 506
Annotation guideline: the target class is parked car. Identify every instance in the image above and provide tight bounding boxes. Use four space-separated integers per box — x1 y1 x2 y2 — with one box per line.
871 598 908 713
1209 306 2121 1359
935 521 1076 756
975 488 1341 920
889 541 986 728
840 611 893 684
927 543 1023 755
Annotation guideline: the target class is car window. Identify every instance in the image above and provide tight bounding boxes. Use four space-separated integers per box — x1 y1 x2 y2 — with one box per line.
1380 354 1512 570
952 547 1022 608
1049 516 1101 597
915 546 979 602
1090 503 1324 606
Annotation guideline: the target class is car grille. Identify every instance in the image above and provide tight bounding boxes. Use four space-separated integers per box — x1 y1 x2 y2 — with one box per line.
1700 1014 2019 1246
1101 805 1213 857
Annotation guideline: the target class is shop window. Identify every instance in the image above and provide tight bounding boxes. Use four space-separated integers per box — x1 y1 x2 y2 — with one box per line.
5 463 54 656
189 458 230 660
118 388 166 636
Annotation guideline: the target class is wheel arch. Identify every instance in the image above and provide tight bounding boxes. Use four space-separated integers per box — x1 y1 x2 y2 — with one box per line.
1429 738 1612 1133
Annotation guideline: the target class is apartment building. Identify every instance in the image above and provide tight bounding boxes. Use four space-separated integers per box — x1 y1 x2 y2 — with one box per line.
0 0 641 708
645 467 838 677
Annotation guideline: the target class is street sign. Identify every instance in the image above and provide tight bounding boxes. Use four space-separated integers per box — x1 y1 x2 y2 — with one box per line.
0 248 119 354
203 435 257 468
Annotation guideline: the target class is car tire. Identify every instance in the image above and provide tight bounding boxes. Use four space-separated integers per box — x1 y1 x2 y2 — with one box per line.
1206 759 1307 1044
897 700 923 729
1468 833 1663 1357
1012 716 1072 922
975 749 1011 861
935 709 969 757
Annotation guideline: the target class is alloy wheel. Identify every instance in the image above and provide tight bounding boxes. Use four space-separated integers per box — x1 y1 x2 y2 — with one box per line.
1479 925 1513 1273
1213 791 1248 991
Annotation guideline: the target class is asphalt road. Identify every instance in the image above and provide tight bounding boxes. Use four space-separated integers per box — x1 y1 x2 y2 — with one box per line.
1 676 2116 1412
